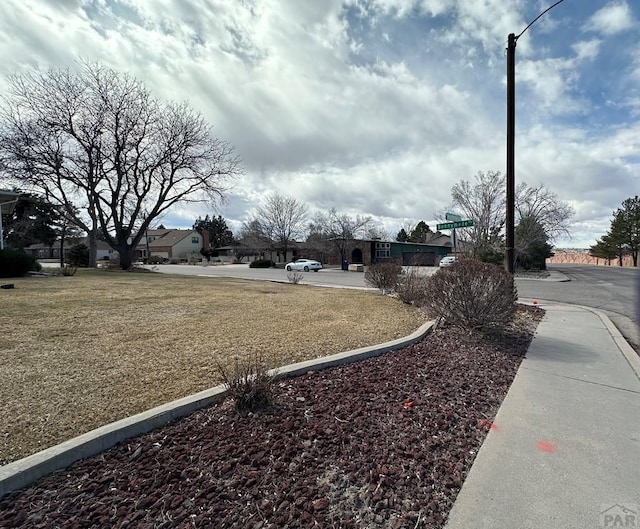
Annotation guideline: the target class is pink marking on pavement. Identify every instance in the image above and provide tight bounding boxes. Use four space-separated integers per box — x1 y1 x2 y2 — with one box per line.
536 440 556 453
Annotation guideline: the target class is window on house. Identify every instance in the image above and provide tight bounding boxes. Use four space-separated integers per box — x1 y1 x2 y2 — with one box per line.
192 236 199 244
375 242 390 259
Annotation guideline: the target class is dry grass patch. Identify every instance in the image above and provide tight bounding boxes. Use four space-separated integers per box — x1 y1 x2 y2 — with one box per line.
0 270 425 465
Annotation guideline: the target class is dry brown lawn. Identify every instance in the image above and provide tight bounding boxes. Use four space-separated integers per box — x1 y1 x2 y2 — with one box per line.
0 269 426 465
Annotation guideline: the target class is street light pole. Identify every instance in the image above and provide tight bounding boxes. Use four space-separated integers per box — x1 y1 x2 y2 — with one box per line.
505 0 567 274
506 32 516 273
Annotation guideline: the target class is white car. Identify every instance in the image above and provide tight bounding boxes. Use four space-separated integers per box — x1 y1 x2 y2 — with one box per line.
439 256 458 268
285 259 322 272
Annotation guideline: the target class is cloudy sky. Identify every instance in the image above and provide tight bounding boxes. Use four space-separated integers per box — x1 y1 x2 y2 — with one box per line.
0 0 638 248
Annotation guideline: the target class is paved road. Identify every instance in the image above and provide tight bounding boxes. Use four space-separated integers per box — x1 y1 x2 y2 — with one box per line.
517 264 639 350
144 263 373 289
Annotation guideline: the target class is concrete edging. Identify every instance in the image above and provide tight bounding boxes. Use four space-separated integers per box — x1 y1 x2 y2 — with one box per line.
587 307 640 380
0 320 434 499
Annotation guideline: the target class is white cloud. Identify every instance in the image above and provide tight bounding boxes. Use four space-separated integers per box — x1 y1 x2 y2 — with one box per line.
0 0 638 250
571 39 601 61
584 1 635 36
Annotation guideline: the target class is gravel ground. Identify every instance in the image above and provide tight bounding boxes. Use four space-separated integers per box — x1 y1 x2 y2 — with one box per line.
0 305 543 529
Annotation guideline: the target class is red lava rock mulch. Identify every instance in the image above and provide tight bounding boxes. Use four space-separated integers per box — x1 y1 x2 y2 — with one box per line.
1 306 543 528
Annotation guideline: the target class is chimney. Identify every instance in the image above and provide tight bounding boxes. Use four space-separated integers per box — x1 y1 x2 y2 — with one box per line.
202 229 210 250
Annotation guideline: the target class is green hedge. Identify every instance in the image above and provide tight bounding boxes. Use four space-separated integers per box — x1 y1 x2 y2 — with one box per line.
0 249 38 278
249 259 275 268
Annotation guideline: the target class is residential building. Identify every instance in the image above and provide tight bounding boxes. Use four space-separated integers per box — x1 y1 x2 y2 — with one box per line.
135 229 203 262
25 237 114 261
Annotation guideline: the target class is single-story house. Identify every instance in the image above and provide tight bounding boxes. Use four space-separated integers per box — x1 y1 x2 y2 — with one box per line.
209 234 457 267
26 237 114 261
302 235 454 267
211 243 298 264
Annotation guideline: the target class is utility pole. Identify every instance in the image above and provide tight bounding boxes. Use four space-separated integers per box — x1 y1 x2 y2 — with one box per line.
505 0 568 274
506 33 516 273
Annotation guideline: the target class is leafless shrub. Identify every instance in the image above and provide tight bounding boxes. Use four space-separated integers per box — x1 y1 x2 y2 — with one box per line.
364 262 402 294
396 267 430 306
425 260 517 331
287 271 304 284
60 265 78 276
216 353 277 412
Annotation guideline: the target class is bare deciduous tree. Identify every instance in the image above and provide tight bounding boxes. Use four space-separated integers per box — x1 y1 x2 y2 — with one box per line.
364 223 391 242
0 62 241 268
451 170 574 261
515 183 573 242
246 193 308 263
308 208 372 263
239 218 273 260
450 170 505 258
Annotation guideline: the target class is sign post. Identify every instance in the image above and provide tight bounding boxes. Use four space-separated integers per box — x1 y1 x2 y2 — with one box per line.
436 219 474 256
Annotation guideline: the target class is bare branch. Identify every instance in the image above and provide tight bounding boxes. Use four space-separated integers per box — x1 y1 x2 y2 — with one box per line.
0 62 241 269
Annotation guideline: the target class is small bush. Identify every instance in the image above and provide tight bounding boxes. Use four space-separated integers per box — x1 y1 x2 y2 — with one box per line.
249 259 275 268
148 255 164 264
396 267 430 306
60 265 78 276
217 353 277 412
287 271 304 284
364 262 402 294
425 259 517 331
0 249 37 278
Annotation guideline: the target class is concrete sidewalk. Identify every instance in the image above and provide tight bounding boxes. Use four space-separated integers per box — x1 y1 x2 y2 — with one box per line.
446 301 640 529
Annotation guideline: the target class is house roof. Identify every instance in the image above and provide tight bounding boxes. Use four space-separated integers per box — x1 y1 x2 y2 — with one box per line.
423 234 452 247
148 229 198 248
25 237 112 251
145 229 173 237
0 189 20 214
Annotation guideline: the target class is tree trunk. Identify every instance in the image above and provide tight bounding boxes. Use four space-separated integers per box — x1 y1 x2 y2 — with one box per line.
117 244 134 270
59 232 65 267
87 229 98 268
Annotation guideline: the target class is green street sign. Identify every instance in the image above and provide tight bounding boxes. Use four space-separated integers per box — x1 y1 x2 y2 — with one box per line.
436 219 474 230
445 212 462 222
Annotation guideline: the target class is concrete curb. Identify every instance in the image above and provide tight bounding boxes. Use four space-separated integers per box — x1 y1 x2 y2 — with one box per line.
514 270 570 282
0 320 434 499
586 307 640 380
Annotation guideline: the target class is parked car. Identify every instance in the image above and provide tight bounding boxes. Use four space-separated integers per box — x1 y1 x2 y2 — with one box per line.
285 259 322 272
439 256 458 268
